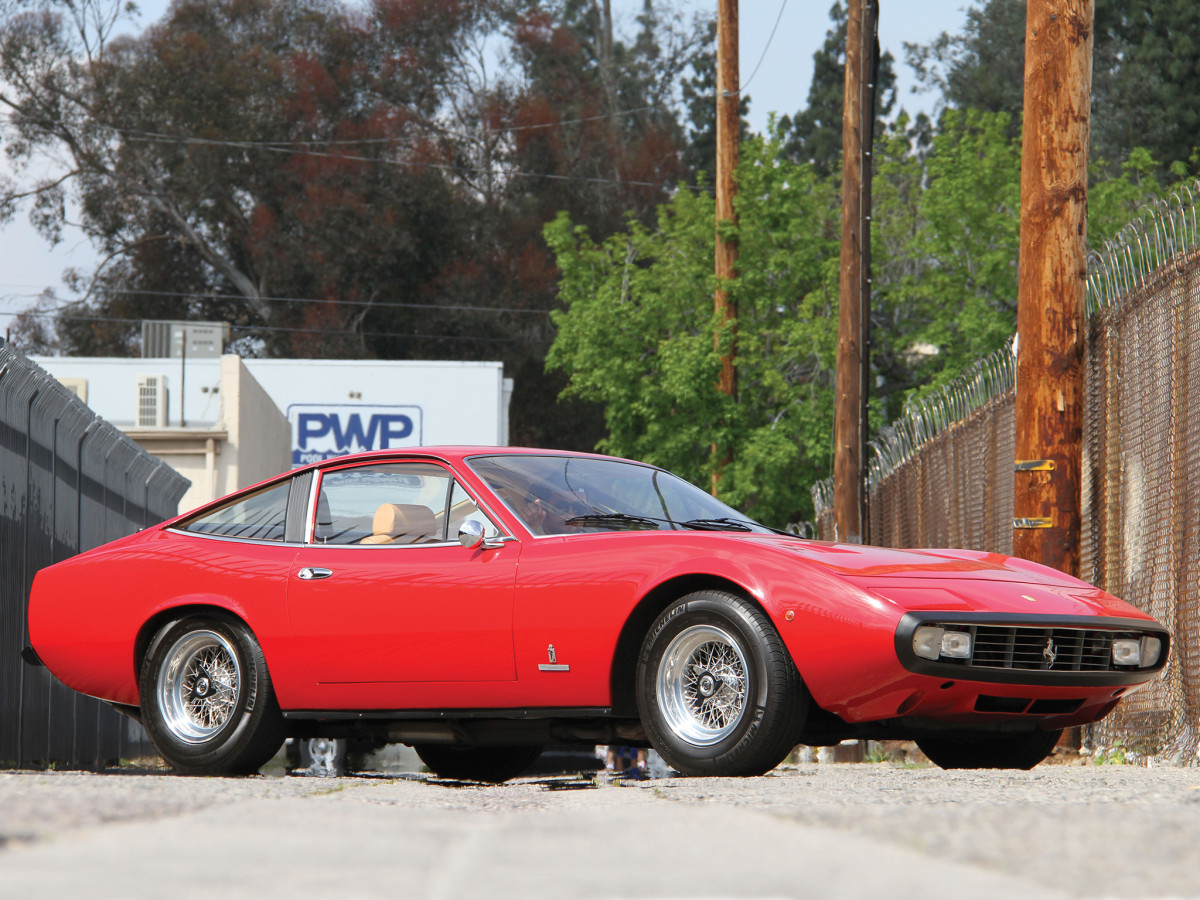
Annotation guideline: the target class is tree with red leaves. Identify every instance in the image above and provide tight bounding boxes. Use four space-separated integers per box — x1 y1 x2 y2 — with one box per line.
0 0 710 448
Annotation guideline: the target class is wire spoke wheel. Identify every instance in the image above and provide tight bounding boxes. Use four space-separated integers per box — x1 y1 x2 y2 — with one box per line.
656 624 749 746
157 630 242 743
142 616 285 774
637 590 808 776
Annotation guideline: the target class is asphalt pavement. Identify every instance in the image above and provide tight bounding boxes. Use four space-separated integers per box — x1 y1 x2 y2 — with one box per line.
2 759 1198 900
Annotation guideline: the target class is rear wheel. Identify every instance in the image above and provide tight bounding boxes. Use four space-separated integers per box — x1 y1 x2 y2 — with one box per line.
140 615 285 775
636 590 807 776
414 745 543 783
917 729 1063 770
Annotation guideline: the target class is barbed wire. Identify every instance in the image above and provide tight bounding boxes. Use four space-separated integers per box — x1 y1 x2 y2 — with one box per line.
1086 180 1200 316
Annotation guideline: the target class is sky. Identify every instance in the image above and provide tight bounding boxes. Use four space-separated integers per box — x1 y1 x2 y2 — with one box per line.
0 0 971 335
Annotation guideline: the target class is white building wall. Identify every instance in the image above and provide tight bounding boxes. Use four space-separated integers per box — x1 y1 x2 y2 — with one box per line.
31 355 510 511
219 355 292 494
242 359 507 447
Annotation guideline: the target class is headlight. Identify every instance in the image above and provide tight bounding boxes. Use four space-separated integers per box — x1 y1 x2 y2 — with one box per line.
1111 638 1141 665
940 631 972 659
913 625 972 661
1140 636 1162 667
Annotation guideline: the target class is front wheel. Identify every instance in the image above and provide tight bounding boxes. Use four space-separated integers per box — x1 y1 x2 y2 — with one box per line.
917 729 1063 770
140 615 285 775
636 590 807 776
414 745 543 783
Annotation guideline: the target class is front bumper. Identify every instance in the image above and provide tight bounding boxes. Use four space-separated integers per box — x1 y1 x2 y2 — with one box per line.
894 612 1170 687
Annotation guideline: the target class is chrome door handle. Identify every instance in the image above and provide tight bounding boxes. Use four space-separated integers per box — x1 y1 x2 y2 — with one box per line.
297 567 333 581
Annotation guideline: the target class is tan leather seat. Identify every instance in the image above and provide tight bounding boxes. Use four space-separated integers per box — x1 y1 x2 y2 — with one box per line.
360 503 439 544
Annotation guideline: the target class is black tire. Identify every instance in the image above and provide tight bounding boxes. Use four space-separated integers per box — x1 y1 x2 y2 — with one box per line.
413 745 543 783
917 729 1063 770
139 615 285 775
635 590 807 777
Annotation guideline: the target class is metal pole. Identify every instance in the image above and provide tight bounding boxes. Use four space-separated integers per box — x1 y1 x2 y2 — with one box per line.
1013 0 1093 576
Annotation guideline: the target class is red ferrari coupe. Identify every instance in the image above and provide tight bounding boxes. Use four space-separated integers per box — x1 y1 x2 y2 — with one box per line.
27 448 1168 779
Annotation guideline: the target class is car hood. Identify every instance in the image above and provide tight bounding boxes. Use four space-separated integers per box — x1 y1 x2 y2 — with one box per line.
765 538 1074 583
753 536 1148 619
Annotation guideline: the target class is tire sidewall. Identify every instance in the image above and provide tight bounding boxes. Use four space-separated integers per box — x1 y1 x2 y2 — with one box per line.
636 593 773 773
140 615 271 773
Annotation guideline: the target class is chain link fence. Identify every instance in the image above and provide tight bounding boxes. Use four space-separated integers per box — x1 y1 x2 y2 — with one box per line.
813 182 1200 763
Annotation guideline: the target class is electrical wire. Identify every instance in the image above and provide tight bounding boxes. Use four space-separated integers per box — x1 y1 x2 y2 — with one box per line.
0 284 554 315
9 309 552 345
118 130 683 190
741 0 789 92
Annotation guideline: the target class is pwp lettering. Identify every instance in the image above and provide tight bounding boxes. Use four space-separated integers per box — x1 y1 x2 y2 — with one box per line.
288 404 423 466
298 413 413 451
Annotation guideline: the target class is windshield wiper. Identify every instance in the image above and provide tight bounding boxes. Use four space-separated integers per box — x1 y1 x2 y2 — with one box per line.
564 512 662 530
680 517 755 532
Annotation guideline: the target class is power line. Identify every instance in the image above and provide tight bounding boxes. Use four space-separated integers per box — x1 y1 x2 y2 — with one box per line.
741 0 789 92
10 309 552 345
119 130 685 190
0 284 554 315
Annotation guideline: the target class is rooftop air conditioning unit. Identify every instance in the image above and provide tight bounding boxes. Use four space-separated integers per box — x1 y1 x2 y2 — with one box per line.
136 374 168 427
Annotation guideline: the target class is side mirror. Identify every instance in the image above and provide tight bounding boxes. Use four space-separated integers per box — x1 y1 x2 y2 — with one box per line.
458 520 486 549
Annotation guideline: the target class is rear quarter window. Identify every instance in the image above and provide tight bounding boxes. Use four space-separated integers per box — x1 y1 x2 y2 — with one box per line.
177 481 291 542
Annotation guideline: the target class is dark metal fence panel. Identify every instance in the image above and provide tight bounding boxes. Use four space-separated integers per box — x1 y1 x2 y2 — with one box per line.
0 341 190 768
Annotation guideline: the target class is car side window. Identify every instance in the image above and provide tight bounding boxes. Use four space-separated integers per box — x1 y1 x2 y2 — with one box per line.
177 481 291 542
313 463 497 546
447 481 500 540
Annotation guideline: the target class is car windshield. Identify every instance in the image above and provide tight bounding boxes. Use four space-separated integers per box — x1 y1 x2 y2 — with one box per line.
468 454 775 536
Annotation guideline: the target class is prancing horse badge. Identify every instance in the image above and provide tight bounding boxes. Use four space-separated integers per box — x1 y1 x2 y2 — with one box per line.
539 643 570 672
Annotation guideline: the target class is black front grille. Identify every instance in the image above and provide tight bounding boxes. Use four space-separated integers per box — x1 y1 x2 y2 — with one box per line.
957 625 1135 672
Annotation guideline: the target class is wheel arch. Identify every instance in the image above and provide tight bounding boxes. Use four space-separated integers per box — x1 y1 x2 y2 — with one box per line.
133 604 255 699
609 574 769 717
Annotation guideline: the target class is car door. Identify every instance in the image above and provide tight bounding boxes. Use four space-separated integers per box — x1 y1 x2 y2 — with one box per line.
286 460 518 687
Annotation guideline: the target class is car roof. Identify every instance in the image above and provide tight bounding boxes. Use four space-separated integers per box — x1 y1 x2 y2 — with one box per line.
307 446 632 471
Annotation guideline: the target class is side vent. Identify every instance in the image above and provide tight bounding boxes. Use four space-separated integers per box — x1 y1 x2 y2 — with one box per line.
136 374 168 427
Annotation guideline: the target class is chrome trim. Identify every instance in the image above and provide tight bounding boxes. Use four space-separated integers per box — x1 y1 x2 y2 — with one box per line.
308 459 514 546
166 527 307 548
538 664 571 672
305 466 322 544
297 567 334 580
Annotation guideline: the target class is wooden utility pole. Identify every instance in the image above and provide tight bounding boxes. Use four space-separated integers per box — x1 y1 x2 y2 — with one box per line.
713 0 738 492
833 0 877 543
1013 0 1093 575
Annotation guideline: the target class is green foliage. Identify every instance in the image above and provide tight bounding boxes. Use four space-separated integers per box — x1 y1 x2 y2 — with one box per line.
907 0 1200 177
1092 740 1129 765
546 133 840 525
547 95 1189 523
868 108 1021 419
1088 148 1171 246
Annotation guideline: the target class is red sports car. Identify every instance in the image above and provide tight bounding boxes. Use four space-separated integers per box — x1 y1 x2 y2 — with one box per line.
27 447 1168 779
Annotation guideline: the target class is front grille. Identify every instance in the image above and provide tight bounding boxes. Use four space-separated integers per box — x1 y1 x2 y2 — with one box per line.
952 625 1138 672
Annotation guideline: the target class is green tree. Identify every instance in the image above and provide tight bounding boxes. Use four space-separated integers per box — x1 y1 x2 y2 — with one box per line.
0 0 714 451
545 133 840 525
866 108 1022 421
906 0 1200 174
679 18 748 182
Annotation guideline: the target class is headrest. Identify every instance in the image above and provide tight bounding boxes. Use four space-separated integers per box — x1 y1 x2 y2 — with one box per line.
371 503 438 540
